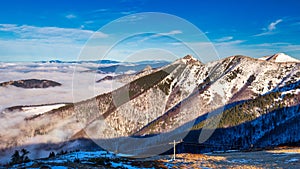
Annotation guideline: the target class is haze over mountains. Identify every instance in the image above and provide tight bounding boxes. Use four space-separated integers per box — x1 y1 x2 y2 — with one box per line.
0 53 299 163
0 59 169 109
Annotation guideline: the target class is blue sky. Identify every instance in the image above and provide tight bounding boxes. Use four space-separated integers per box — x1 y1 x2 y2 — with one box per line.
0 0 299 62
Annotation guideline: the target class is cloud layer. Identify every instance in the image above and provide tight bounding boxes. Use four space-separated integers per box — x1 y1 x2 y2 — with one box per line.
0 62 123 109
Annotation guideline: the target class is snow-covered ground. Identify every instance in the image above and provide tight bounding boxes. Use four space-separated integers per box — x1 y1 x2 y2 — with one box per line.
10 150 152 169
18 104 66 116
7 148 300 168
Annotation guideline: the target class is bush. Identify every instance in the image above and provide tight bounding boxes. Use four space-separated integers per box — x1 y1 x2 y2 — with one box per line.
74 158 80 163
48 151 55 158
10 149 30 165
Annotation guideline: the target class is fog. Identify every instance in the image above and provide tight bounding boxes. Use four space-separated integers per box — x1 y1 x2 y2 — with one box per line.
0 62 127 163
0 62 125 110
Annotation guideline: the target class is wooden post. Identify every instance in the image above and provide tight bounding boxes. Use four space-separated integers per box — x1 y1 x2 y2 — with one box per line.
169 140 182 160
173 140 176 160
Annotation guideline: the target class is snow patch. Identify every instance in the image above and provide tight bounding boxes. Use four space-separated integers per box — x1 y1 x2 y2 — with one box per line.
21 104 66 116
285 158 298 163
260 53 300 63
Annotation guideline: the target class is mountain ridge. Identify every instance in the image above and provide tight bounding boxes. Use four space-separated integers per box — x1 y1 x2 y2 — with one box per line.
0 53 299 162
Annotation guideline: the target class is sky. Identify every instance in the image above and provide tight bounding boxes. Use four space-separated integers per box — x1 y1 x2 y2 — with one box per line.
0 0 300 62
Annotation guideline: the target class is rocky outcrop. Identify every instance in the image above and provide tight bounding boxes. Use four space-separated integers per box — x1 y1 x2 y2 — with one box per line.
0 79 61 88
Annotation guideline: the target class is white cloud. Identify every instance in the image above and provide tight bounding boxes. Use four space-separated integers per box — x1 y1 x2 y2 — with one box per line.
120 11 136 15
91 8 109 13
214 40 245 46
254 19 283 37
0 24 17 31
0 24 110 61
139 30 183 43
253 31 275 37
115 14 146 23
255 42 290 47
65 14 76 19
0 24 108 41
268 19 283 31
148 30 183 40
1 23 183 62
0 38 82 61
84 20 94 24
161 30 182 36
215 36 233 42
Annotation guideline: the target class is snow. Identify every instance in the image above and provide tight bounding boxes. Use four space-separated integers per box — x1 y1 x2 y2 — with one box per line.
283 152 298 155
258 56 269 61
21 104 66 116
249 59 293 95
208 81 227 103
226 150 239 153
50 166 68 169
273 53 300 63
44 150 114 162
178 64 202 95
229 159 251 164
0 103 74 152
281 88 300 96
259 53 300 63
12 161 34 168
285 158 298 163
10 150 153 168
111 162 140 169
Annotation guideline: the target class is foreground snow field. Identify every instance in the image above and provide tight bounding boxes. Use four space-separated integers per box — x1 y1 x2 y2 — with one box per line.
5 147 300 169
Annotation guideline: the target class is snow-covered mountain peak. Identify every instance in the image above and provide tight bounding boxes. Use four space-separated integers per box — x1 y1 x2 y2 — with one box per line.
180 55 202 65
183 54 196 60
260 53 300 63
142 65 152 72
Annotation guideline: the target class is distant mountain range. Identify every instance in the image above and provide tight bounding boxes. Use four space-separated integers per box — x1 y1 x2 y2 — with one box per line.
38 59 170 65
39 59 120 64
0 53 299 162
37 59 170 74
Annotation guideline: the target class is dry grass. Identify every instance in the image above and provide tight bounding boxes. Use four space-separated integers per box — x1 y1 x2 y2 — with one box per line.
158 147 300 169
267 147 300 154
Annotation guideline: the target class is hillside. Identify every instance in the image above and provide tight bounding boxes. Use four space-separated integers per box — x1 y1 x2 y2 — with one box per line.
0 53 299 162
